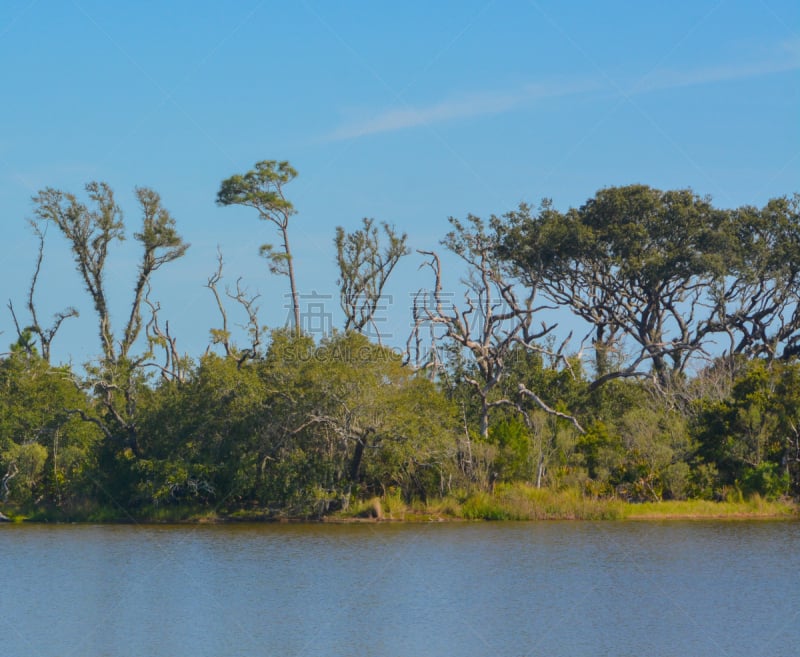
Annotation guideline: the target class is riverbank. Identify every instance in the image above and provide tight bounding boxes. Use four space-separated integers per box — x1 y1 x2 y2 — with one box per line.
2 484 797 523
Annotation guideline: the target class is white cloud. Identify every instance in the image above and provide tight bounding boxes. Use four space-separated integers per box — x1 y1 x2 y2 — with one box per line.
327 79 600 141
328 43 800 141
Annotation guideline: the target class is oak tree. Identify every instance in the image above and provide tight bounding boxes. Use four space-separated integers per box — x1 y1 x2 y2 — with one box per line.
497 185 729 395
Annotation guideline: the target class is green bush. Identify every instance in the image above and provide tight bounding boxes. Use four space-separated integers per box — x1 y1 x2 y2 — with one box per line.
740 462 790 499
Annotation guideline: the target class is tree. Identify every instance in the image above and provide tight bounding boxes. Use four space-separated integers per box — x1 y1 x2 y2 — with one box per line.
7 221 78 363
285 331 457 507
693 359 799 497
33 184 188 364
33 182 124 362
412 215 579 444
709 194 800 361
32 182 189 455
335 217 409 340
124 188 190 358
217 160 301 331
205 249 268 365
497 186 729 395
0 343 101 510
134 352 268 508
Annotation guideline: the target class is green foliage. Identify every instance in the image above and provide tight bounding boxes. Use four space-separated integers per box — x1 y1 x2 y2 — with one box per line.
280 331 458 507
568 390 696 502
120 331 460 516
134 352 268 508
0 351 101 509
216 160 297 219
740 462 789 499
489 417 532 482
693 359 799 497
574 420 623 487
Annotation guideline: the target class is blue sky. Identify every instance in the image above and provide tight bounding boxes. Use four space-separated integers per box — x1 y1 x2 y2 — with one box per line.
1 0 798 366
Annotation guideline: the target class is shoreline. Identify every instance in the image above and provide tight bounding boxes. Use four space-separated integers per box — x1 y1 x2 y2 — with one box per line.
2 496 797 524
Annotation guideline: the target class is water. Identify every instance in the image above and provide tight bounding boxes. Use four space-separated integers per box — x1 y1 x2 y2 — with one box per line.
1 521 797 657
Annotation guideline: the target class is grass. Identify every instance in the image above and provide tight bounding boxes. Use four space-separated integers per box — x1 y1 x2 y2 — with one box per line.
457 485 623 521
330 484 798 522
390 485 621 521
618 495 798 520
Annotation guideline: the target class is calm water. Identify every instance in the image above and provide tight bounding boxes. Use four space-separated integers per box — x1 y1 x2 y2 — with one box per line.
1 520 798 657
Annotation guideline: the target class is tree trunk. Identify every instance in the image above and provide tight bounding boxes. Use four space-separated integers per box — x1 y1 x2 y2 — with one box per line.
350 437 366 483
479 400 490 440
282 225 301 332
536 452 545 489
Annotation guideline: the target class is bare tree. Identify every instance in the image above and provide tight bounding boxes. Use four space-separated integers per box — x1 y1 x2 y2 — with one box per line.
7 221 78 362
335 217 409 341
1 463 18 503
205 249 267 366
411 215 570 439
144 289 190 383
205 249 233 358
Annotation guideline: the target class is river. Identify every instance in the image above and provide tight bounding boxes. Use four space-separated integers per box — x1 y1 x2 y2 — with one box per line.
1 520 797 656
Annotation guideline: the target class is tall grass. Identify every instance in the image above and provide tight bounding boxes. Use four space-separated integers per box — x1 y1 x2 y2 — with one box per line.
334 484 798 521
458 485 623 520
618 495 797 519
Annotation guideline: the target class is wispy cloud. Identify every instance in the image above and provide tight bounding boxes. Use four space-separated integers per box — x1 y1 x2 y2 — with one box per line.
328 42 800 141
632 50 800 94
327 79 600 141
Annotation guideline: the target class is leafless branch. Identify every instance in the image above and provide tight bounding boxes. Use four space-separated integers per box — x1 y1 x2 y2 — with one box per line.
144 287 188 383
205 248 232 358
227 277 263 366
517 383 585 434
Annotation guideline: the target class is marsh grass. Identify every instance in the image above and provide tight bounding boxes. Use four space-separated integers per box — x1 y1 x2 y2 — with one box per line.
619 495 797 519
333 484 797 522
337 485 614 521
457 485 623 520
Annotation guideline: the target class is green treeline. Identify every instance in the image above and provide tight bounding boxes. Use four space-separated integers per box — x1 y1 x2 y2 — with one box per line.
2 163 799 520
